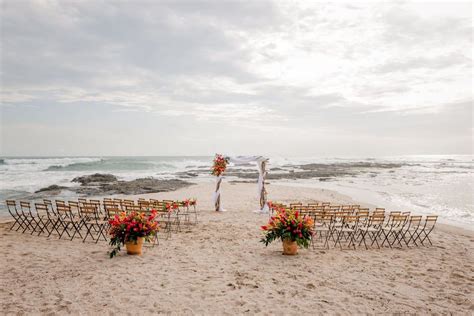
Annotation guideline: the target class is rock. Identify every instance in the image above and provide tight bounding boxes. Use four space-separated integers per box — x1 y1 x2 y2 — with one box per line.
35 184 68 193
71 173 117 185
68 177 193 196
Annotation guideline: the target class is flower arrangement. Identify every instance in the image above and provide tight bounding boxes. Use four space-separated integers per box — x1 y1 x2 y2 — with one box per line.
260 207 314 249
211 154 229 176
108 211 159 258
164 201 179 212
182 198 197 207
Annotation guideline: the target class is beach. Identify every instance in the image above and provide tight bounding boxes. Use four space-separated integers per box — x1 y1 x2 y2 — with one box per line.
1 182 473 315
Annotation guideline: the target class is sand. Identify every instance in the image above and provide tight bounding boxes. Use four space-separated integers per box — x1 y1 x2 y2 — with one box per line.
1 182 473 315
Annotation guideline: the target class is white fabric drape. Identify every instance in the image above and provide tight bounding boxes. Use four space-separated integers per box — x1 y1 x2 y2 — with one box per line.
212 175 224 212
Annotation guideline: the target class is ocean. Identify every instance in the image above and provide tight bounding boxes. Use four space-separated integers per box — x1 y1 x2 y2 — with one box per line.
0 155 472 229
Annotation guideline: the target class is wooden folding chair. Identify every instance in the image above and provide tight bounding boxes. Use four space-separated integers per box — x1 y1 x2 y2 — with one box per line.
312 213 333 249
401 216 422 247
80 204 107 243
33 203 51 236
417 216 438 246
54 204 83 240
20 201 40 234
5 200 26 231
359 214 385 249
334 215 359 250
381 215 408 248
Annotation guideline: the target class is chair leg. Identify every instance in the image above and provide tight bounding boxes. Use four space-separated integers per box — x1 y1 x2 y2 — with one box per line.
381 230 392 248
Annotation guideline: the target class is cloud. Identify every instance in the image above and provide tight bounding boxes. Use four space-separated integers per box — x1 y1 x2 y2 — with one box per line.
374 53 471 74
0 0 472 155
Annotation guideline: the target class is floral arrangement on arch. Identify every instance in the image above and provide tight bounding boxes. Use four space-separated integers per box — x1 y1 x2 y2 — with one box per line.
108 211 159 258
260 207 314 248
211 154 229 176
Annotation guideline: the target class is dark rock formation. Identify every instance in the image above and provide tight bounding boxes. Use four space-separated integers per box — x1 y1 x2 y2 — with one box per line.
35 184 68 193
71 173 118 185
68 176 193 196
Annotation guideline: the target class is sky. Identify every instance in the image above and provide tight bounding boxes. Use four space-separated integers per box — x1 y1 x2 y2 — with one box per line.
0 0 472 157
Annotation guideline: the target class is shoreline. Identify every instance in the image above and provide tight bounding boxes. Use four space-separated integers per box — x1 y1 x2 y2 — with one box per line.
2 181 472 234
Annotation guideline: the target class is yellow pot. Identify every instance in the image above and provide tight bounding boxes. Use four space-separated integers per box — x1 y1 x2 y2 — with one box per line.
125 237 144 255
282 239 298 255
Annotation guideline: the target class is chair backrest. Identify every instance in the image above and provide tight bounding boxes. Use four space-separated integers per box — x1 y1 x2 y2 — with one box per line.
372 210 385 217
409 215 422 227
34 203 48 215
388 211 401 223
69 201 79 210
103 200 120 211
80 205 99 219
369 214 385 226
138 200 150 208
55 200 66 208
125 205 141 212
391 215 408 227
314 213 332 225
343 215 359 227
6 200 18 215
424 215 438 228
121 200 134 208
6 200 16 207
20 201 31 213
356 210 370 222
56 204 72 216
106 207 122 218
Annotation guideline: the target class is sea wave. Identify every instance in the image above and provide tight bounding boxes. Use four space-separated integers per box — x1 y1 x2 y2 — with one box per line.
44 159 176 172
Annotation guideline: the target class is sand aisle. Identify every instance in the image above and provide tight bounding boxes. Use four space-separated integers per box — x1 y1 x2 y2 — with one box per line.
1 183 473 315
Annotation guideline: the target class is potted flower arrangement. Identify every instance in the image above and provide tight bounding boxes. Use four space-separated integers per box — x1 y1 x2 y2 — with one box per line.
211 154 229 176
108 211 159 258
260 207 314 255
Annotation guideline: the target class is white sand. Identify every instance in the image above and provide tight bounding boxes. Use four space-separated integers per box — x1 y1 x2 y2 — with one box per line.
1 182 473 314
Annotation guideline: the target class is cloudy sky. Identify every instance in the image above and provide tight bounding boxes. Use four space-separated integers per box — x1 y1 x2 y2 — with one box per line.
0 0 472 156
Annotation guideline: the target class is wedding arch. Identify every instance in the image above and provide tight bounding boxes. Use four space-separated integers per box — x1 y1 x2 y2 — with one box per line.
211 155 269 213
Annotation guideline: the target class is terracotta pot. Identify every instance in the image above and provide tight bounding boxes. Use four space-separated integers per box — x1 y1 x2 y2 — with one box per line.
282 239 298 255
125 237 144 255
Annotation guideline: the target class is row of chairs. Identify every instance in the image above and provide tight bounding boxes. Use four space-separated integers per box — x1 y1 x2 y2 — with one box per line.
270 202 438 250
5 197 198 243
103 197 198 229
6 200 109 243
